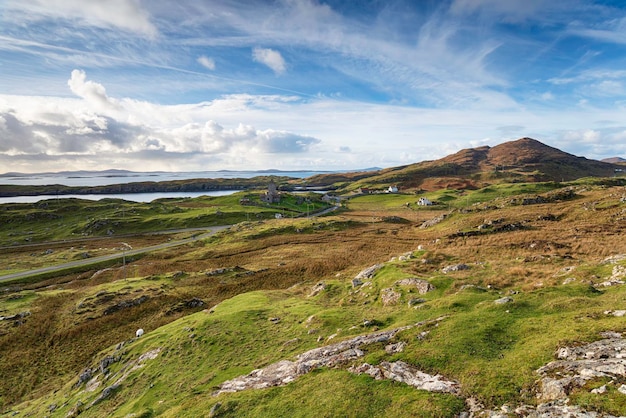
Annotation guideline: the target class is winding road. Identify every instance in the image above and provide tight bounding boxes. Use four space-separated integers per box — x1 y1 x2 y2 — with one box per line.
0 225 231 283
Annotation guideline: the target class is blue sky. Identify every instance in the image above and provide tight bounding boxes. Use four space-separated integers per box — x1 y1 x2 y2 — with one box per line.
1 0 626 173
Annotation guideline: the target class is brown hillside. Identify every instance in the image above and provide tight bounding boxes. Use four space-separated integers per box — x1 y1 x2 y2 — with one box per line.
300 137 623 191
603 157 626 164
486 137 574 166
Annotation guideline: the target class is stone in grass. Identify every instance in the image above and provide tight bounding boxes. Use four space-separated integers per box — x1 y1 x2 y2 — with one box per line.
442 264 470 274
494 297 513 305
396 278 435 294
381 288 401 306
407 298 426 308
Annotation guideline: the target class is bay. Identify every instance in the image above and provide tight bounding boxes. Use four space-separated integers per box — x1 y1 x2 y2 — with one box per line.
0 170 327 187
0 169 332 204
0 190 238 204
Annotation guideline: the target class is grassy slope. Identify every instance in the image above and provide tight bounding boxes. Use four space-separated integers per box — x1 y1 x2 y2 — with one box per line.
2 181 626 417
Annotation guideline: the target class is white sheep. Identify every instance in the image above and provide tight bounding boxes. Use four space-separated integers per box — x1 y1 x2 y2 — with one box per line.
136 328 144 338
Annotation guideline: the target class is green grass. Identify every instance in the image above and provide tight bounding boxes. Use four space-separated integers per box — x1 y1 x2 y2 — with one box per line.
12 253 626 417
0 192 329 247
4 182 626 417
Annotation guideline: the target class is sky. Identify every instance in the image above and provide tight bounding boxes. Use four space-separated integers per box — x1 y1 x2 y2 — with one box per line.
1 0 626 173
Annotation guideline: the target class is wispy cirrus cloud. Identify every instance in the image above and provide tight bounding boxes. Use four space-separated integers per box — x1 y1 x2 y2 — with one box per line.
2 1 626 174
4 0 157 37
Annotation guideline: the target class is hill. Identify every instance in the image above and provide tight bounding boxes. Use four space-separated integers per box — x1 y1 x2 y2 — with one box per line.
306 137 623 191
603 157 626 164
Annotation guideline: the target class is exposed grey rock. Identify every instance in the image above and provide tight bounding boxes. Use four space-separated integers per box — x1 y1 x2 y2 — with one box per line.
604 310 626 317
442 264 470 274
380 288 401 306
214 318 446 396
78 368 93 385
103 295 149 315
351 278 363 288
494 297 513 305
89 384 120 407
395 278 435 294
349 361 460 395
209 402 222 417
308 282 326 297
99 355 119 374
596 265 626 287
536 336 626 402
0 311 30 322
420 214 447 229
408 298 426 307
531 400 619 417
355 264 384 280
601 255 626 265
385 342 406 354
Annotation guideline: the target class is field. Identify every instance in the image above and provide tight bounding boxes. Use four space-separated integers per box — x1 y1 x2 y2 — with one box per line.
1 181 626 417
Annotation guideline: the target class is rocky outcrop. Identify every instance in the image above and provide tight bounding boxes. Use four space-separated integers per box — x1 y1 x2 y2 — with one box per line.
214 318 447 396
442 264 470 274
308 282 326 297
395 278 435 294
380 288 401 306
103 295 149 315
536 335 626 402
597 265 626 287
355 264 384 281
420 214 447 229
349 361 460 395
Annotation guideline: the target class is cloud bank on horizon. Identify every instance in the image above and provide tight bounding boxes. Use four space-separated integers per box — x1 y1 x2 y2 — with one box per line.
1 0 626 173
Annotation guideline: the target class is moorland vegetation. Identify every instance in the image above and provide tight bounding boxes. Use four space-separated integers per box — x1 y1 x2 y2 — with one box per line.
1 138 626 417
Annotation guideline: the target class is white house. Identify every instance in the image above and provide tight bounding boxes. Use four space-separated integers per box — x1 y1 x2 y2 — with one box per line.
417 197 433 206
387 185 398 193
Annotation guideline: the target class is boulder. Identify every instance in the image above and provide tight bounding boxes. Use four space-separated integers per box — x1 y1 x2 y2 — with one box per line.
494 297 513 305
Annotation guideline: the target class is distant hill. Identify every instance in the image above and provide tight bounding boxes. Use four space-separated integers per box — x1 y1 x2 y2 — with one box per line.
602 157 626 164
306 137 624 191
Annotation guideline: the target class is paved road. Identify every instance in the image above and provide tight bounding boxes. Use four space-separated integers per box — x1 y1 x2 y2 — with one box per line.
0 225 231 283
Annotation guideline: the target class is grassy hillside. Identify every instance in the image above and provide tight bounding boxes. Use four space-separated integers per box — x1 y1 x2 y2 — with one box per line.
2 180 626 417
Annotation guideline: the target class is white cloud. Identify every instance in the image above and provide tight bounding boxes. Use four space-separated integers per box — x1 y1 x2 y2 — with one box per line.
5 0 157 37
67 69 121 115
197 55 216 70
252 47 286 75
